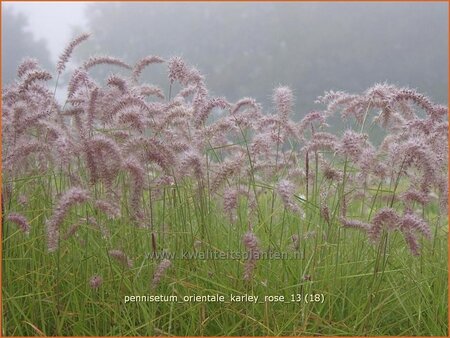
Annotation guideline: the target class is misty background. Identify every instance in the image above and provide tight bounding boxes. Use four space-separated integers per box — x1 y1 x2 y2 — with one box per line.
2 2 448 114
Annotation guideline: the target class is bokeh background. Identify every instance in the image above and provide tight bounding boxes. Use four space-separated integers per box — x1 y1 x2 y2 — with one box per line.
2 2 448 113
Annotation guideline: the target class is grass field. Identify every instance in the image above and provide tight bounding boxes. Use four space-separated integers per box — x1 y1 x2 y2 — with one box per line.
3 179 448 336
2 34 448 336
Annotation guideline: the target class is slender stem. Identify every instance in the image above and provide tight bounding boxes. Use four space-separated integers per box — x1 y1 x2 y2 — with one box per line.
305 151 309 201
53 73 60 99
390 157 407 208
360 99 373 133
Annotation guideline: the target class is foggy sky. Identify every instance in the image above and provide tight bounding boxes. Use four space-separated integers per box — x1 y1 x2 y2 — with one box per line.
3 2 87 62
2 2 448 108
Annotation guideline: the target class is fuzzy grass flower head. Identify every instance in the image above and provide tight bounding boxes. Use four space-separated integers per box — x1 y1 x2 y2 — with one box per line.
89 274 103 289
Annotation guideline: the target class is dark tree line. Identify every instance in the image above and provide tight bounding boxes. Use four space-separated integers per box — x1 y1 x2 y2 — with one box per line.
3 3 447 115
74 2 447 114
2 8 52 84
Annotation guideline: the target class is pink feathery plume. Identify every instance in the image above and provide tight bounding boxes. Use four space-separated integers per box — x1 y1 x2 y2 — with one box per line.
399 212 431 240
187 67 205 84
400 189 430 206
242 231 261 281
223 187 239 219
339 217 371 231
95 200 121 219
195 97 230 127
210 156 243 191
231 97 259 115
273 86 294 122
138 84 165 99
3 140 48 175
168 56 190 85
151 259 171 289
7 213 31 235
82 56 131 71
46 187 90 252
368 207 400 242
107 74 129 94
17 58 40 78
320 203 330 225
338 130 368 159
57 32 90 74
250 133 272 157
322 164 343 182
402 230 420 256
19 70 52 92
89 275 103 289
109 249 133 268
276 179 301 213
180 150 204 180
86 87 99 134
88 135 123 185
303 132 339 153
398 140 437 193
143 138 176 173
67 69 91 98
391 88 445 120
132 55 164 82
108 96 149 122
117 109 146 133
297 111 327 136
123 157 145 221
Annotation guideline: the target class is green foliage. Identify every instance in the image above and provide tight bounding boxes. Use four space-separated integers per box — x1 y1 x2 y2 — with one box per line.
3 171 448 336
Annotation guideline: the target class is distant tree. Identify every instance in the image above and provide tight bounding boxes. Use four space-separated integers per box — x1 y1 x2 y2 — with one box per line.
76 2 447 112
2 8 52 84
